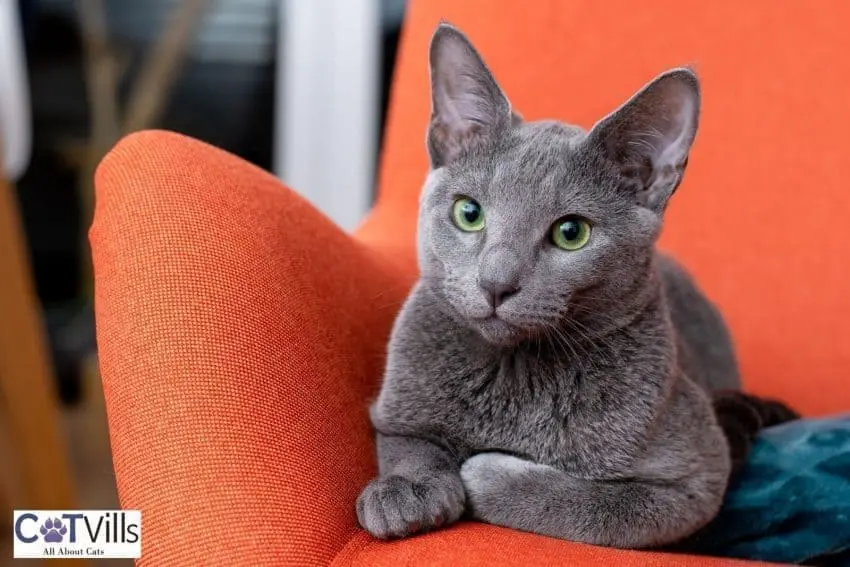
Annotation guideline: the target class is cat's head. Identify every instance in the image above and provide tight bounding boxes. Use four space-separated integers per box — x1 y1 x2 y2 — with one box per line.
418 23 700 346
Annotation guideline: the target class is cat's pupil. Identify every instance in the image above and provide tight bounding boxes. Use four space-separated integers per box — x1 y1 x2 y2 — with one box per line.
462 203 480 223
560 221 580 241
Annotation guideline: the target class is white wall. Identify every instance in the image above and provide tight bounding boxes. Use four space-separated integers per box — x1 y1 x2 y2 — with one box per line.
275 0 381 232
0 1 32 181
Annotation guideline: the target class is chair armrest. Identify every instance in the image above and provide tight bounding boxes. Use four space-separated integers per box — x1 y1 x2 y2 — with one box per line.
91 131 408 566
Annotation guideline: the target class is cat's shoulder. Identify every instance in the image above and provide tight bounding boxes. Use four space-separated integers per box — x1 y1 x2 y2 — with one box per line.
372 281 473 436
656 252 706 305
655 252 691 282
655 251 717 313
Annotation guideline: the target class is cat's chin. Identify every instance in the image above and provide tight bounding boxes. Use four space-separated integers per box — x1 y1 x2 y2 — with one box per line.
471 316 527 347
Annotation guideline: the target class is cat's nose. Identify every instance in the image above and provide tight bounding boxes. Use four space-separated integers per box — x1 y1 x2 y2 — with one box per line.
479 278 521 308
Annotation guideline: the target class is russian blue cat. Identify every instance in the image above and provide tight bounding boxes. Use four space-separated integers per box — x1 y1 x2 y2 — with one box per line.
356 22 790 549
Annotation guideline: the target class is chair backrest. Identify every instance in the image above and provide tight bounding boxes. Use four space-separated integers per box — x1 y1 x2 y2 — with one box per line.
378 0 850 415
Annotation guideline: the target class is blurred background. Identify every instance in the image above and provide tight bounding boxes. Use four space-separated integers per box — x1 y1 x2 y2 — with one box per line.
0 1 404 563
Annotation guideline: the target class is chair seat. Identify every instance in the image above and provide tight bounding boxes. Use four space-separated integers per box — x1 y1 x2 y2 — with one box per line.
331 524 775 567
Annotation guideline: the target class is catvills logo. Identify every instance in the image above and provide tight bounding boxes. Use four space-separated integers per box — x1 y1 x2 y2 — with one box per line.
13 510 141 559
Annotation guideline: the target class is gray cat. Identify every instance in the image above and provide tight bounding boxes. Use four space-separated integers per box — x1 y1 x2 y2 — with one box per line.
356 22 747 549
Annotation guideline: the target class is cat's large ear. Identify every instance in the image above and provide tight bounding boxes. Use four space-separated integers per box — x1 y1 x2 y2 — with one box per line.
427 23 512 168
587 68 700 212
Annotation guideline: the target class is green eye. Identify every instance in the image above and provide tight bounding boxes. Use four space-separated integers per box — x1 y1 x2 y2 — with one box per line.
452 197 485 232
551 216 591 250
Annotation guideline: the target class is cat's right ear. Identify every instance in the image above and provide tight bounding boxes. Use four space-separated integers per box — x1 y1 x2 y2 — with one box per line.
427 23 512 168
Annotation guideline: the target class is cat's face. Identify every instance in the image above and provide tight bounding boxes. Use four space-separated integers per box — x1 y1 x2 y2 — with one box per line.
419 124 659 346
418 24 700 346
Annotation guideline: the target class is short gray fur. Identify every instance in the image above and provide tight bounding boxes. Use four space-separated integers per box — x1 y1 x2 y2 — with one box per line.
356 22 740 549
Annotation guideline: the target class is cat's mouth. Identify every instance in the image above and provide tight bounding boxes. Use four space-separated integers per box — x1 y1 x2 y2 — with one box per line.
470 314 526 346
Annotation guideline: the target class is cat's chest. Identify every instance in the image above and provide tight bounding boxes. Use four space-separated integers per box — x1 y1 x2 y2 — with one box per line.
390 349 578 465
451 378 570 464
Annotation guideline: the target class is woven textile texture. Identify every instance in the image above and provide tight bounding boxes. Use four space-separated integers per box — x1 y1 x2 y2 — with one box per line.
91 0 850 565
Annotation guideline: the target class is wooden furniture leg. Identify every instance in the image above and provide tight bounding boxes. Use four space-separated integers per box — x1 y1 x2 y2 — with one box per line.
0 474 10 532
0 173 77 514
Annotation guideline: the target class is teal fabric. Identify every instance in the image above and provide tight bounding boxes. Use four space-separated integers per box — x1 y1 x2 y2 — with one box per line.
682 414 850 565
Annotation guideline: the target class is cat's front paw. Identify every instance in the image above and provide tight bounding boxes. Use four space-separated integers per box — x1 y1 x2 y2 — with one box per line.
460 453 547 519
461 452 539 490
356 474 465 539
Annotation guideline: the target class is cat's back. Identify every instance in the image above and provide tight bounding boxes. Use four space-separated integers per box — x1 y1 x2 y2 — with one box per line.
657 253 740 391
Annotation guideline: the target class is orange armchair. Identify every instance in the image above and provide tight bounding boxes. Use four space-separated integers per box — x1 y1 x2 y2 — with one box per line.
90 1 850 565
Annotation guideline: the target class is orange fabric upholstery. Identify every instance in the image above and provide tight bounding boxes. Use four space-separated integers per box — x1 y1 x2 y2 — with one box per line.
90 1 849 565
332 527 773 567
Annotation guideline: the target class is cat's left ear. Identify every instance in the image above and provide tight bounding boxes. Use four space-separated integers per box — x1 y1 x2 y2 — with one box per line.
587 68 700 213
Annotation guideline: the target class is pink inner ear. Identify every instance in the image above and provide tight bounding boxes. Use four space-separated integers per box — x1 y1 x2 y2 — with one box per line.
433 67 502 131
591 70 700 173
429 119 464 164
587 70 700 211
618 76 699 170
430 116 489 165
432 34 479 125
428 28 511 165
651 83 698 168
432 31 510 116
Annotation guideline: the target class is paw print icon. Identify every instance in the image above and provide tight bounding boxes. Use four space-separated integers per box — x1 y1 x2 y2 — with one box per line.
40 518 68 543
